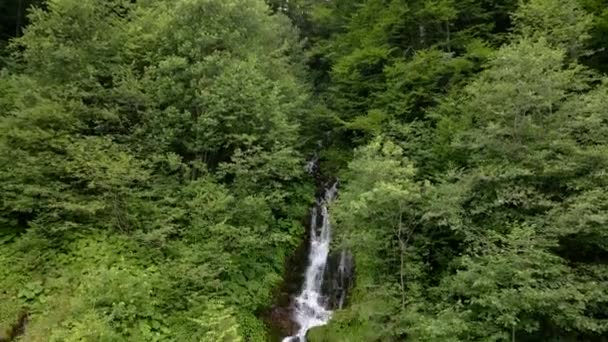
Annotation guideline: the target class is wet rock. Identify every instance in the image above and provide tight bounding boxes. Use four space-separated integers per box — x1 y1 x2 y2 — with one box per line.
268 304 299 337
323 250 355 310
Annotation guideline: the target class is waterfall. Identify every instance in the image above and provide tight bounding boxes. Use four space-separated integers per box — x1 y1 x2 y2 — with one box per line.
283 182 338 342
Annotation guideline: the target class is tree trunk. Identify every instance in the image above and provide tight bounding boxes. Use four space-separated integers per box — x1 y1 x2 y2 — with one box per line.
397 211 406 309
446 21 451 52
419 24 426 46
15 0 24 37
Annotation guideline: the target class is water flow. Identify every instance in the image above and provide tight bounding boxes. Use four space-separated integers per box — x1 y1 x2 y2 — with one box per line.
283 182 338 342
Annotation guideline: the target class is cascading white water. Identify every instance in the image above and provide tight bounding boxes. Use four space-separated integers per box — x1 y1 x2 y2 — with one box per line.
283 182 338 342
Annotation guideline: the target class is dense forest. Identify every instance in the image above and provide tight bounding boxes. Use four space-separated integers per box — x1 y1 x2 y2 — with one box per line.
1 0 607 341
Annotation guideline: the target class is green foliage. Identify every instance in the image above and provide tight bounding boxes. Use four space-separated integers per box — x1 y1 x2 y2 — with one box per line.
185 301 242 342
514 0 592 54
1 0 312 340
308 0 516 127
3 0 608 341
580 0 608 72
317 0 608 341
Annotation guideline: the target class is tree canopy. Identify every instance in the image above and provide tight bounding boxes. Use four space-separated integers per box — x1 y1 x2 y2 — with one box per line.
1 0 608 341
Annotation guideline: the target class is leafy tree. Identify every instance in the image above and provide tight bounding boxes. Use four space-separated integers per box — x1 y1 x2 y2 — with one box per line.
3 0 608 341
1 0 312 340
315 0 608 341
